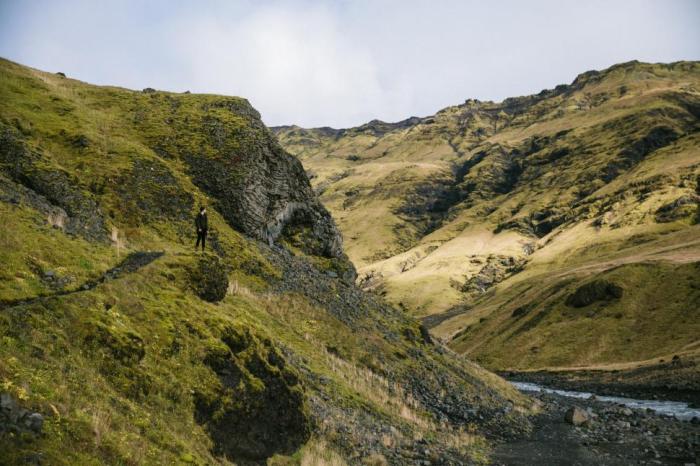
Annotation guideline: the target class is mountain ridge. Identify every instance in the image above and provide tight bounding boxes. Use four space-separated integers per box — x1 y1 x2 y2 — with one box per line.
273 60 696 134
273 60 700 375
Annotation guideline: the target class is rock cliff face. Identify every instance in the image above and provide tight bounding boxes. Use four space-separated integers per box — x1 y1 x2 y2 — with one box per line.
0 126 110 243
180 99 344 258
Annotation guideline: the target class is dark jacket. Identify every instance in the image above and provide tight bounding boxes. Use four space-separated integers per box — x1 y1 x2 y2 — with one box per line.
195 212 208 231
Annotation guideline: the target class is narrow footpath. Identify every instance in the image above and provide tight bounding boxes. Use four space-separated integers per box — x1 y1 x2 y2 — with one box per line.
0 251 164 310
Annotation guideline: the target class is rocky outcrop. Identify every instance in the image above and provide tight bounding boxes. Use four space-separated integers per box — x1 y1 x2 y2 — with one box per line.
0 125 110 242
0 392 44 437
655 194 699 223
181 99 345 259
461 255 528 295
1 94 345 262
196 325 311 462
565 280 623 308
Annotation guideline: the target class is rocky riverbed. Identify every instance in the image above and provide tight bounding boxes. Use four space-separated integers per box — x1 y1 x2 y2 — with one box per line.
493 386 700 465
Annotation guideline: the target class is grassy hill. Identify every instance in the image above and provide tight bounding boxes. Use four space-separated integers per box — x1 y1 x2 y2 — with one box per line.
0 58 533 465
273 61 700 375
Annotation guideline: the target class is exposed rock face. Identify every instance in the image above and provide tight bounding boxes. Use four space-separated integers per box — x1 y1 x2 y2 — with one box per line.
655 194 699 223
0 126 110 242
565 280 623 308
461 255 528 295
0 392 44 437
181 99 345 259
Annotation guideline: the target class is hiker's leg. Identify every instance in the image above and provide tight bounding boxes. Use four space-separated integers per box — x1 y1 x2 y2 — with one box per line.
196 231 202 249
202 230 207 250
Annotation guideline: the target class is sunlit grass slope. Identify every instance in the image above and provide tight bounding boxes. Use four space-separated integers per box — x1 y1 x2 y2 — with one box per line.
274 61 700 371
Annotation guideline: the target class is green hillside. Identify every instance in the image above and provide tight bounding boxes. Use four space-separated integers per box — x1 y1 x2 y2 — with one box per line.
273 61 700 374
0 58 533 465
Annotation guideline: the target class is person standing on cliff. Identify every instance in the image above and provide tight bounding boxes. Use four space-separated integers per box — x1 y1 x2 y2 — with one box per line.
195 206 208 251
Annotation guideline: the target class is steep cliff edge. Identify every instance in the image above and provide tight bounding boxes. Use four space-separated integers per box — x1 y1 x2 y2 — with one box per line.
0 58 530 465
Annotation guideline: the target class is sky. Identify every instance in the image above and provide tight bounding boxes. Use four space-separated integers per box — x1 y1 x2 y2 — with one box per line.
0 0 698 128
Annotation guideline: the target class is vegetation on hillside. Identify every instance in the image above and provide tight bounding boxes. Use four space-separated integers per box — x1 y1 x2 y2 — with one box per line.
274 61 700 373
0 58 535 465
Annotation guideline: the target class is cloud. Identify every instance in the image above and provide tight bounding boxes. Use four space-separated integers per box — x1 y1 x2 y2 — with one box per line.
1 0 698 127
175 4 398 127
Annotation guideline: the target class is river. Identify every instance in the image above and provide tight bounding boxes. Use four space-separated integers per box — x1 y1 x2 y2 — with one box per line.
510 380 700 421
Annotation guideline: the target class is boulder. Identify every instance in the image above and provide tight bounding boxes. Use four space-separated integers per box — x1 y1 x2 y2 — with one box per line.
189 254 229 303
24 413 44 433
565 406 590 426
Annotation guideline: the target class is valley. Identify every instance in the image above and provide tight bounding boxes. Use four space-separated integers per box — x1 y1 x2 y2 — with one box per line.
273 61 700 383
0 56 698 465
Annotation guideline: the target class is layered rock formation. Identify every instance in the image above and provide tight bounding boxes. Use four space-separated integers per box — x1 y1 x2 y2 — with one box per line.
179 99 345 258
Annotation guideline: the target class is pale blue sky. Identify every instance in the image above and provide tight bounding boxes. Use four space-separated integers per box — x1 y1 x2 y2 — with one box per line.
1 0 698 127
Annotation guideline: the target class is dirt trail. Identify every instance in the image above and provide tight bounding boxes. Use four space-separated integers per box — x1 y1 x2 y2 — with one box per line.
0 251 164 310
547 238 700 280
424 236 700 330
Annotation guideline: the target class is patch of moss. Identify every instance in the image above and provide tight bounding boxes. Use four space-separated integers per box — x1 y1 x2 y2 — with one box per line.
196 326 311 462
188 254 229 303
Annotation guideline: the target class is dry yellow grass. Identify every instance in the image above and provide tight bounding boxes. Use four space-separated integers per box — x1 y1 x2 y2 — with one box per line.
275 61 700 371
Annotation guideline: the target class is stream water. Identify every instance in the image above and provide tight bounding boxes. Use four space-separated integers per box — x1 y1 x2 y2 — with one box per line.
510 381 700 421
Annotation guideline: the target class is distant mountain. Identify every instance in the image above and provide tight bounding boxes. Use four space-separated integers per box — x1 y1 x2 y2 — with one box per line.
0 58 531 464
273 61 700 375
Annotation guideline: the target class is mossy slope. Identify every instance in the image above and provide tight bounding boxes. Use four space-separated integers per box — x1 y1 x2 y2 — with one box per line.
0 58 529 465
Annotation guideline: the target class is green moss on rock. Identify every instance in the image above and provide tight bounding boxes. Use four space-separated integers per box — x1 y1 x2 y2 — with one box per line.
189 254 229 303
196 326 311 462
